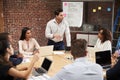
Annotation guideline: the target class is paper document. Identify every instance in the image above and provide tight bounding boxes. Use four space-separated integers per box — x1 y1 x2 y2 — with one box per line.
22 58 30 63
53 51 64 54
28 74 50 80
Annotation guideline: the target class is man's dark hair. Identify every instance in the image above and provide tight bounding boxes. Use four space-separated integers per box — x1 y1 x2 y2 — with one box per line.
71 39 87 58
54 8 63 16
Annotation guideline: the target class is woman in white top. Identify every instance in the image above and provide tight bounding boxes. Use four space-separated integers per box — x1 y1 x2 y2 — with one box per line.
94 27 112 51
19 27 40 56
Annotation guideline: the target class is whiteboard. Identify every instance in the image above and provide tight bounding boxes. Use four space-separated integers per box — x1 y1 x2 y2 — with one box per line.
63 2 83 27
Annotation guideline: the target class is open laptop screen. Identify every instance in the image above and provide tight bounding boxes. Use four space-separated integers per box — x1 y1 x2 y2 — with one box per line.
39 45 54 57
95 50 111 66
41 58 52 71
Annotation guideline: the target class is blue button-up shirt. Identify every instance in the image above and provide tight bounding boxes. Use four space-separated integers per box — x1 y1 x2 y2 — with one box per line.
49 57 103 80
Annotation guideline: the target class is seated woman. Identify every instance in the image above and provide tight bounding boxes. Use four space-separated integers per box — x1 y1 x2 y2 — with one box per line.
0 33 14 55
0 32 23 66
94 27 112 51
19 27 40 56
0 40 40 80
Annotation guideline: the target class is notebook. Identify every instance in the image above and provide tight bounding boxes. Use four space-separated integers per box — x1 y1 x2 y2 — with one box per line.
39 45 54 57
95 50 111 69
32 57 52 76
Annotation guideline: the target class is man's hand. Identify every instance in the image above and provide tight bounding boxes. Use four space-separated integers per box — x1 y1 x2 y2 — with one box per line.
111 54 118 67
53 34 61 40
113 52 119 58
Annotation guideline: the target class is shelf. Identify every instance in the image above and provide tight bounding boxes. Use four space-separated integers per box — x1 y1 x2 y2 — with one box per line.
71 31 98 34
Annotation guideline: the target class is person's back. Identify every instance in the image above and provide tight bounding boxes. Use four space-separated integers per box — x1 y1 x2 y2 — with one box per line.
49 57 103 80
61 58 103 80
49 39 103 80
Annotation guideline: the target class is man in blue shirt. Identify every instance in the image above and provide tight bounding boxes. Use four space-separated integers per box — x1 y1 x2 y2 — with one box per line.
49 39 103 80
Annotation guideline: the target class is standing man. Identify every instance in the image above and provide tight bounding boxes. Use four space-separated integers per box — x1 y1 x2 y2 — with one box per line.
45 8 71 50
49 39 103 80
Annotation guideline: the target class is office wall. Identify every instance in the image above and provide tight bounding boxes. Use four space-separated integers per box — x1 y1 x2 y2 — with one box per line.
86 2 113 30
3 0 61 49
0 0 4 32
70 2 113 31
2 0 118 49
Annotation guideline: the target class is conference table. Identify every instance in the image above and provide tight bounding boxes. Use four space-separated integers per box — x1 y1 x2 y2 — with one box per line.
16 47 107 79
17 51 73 77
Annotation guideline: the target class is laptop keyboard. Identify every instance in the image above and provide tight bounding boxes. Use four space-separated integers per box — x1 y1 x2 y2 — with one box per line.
36 68 45 73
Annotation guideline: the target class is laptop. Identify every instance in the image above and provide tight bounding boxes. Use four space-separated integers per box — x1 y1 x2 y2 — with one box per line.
95 50 111 69
32 57 52 76
39 45 54 57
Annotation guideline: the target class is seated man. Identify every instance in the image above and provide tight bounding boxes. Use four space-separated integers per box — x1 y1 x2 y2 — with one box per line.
49 39 103 80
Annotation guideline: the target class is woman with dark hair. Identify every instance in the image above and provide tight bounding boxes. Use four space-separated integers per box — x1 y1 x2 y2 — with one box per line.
0 32 23 66
0 40 40 80
0 32 14 55
94 27 112 51
19 27 40 56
